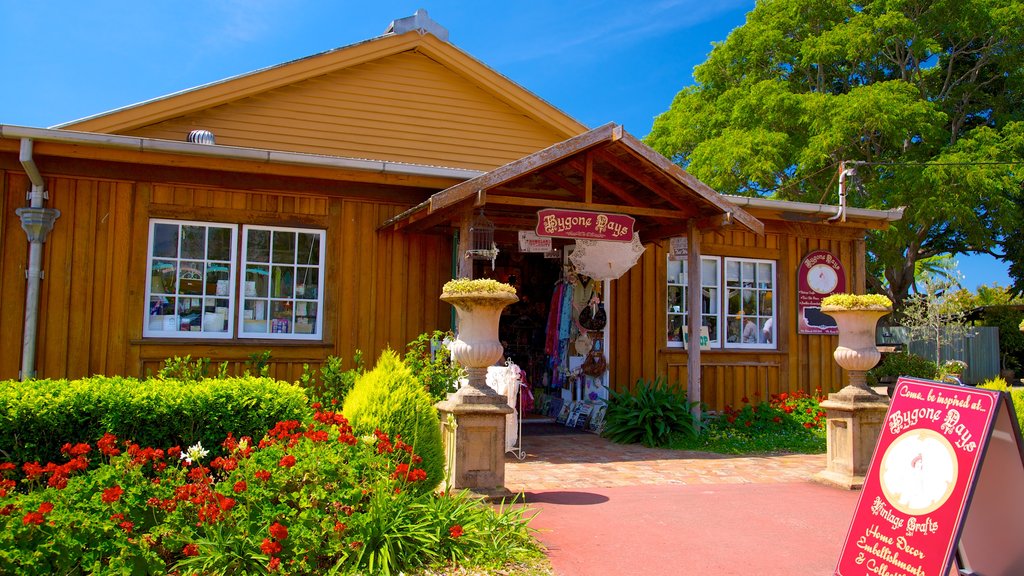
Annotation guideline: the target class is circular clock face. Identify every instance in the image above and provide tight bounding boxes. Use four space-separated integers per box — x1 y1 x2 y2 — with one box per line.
808 263 839 294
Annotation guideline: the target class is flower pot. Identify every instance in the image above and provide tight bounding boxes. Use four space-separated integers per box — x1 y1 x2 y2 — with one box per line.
441 289 518 402
821 304 891 398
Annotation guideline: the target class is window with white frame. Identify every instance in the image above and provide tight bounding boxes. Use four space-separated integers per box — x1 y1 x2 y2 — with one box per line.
239 226 325 340
144 220 325 340
666 254 776 349
667 256 720 348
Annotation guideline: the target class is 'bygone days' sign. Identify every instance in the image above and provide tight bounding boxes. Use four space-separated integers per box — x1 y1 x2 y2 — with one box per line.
834 378 1024 576
535 209 634 242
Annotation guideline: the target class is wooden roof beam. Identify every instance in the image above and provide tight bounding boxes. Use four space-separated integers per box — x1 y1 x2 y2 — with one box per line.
485 193 686 220
617 132 764 236
429 123 621 212
592 148 695 214
566 158 650 209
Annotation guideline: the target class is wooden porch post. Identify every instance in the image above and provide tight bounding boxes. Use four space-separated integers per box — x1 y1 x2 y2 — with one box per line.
456 212 473 279
686 220 702 423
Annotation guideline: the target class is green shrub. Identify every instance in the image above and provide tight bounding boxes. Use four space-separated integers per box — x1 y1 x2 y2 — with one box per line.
977 376 1011 392
0 376 308 465
404 331 464 403
158 355 211 381
343 350 445 493
0 409 542 575
299 351 365 406
977 378 1024 437
868 352 939 387
601 377 697 447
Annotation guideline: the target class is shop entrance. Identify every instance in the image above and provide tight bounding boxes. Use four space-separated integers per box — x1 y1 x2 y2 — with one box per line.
473 232 611 436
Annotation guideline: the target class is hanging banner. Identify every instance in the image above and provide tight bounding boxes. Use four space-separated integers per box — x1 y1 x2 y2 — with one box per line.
834 378 1024 575
798 250 846 335
535 209 635 242
517 230 553 253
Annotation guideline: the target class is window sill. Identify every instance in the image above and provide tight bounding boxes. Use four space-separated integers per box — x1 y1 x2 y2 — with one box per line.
132 338 335 348
660 346 783 355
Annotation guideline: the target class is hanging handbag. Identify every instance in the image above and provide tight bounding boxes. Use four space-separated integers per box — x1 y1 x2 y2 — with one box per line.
582 350 607 377
578 300 607 331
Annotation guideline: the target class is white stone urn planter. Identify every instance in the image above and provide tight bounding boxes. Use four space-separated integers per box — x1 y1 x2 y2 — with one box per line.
821 295 893 401
440 279 518 405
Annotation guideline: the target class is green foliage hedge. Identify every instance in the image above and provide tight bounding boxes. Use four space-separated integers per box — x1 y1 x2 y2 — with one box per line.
868 352 940 387
977 378 1024 434
0 376 308 465
343 350 445 493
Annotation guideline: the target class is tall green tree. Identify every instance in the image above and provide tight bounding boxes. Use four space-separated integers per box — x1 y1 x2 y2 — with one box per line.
647 0 1024 308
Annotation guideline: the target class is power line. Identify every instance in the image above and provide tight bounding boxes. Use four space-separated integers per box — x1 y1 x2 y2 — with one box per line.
851 160 1024 167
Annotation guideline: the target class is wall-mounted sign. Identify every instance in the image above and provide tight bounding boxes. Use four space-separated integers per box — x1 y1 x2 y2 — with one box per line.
535 209 635 242
518 230 553 253
834 377 1024 575
668 236 688 261
798 250 846 335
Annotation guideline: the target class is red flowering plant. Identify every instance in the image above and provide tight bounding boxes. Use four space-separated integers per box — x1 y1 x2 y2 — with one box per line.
0 402 540 575
686 389 827 454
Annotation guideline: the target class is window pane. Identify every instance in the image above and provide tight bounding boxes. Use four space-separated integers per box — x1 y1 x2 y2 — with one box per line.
271 266 294 298
247 229 270 263
297 233 321 266
245 265 269 298
181 226 206 260
667 285 684 312
153 224 178 258
208 227 232 261
295 302 318 334
296 267 319 299
272 231 296 264
701 259 718 281
741 262 755 286
667 313 684 343
151 261 176 294
179 261 204 295
726 260 740 286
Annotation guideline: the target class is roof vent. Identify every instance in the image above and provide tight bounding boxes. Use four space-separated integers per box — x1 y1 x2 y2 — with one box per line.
385 9 449 42
187 130 216 145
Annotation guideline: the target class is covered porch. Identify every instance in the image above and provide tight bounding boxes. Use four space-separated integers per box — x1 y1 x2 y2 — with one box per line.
383 122 764 408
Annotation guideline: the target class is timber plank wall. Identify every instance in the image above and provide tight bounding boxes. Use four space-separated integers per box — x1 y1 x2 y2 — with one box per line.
0 169 451 382
610 222 868 412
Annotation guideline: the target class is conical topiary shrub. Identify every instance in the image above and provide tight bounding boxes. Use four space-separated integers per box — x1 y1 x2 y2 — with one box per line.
342 349 444 493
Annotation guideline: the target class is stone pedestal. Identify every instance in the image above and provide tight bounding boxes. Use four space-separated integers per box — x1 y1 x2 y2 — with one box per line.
815 386 889 490
814 303 892 490
436 395 513 500
437 285 518 500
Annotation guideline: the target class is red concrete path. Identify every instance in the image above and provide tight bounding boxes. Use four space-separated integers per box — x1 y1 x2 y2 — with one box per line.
505 431 860 575
521 481 858 576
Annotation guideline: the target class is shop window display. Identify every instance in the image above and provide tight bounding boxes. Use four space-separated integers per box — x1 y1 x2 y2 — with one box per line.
144 219 325 340
666 254 776 350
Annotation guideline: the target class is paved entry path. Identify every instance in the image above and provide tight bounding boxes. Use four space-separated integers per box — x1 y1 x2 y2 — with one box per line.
504 431 860 576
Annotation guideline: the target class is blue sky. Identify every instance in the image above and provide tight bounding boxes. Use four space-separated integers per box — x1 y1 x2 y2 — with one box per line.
0 0 1011 290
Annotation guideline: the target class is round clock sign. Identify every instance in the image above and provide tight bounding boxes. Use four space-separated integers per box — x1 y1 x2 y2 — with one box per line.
798 250 846 335
807 263 839 294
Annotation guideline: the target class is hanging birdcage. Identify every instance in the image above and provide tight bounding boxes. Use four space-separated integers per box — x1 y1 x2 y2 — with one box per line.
465 210 499 269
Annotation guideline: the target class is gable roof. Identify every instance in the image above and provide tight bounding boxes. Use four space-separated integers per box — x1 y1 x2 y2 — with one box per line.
385 123 765 239
59 29 587 171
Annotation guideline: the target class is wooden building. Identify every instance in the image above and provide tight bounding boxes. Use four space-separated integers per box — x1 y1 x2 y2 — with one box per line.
0 11 900 410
